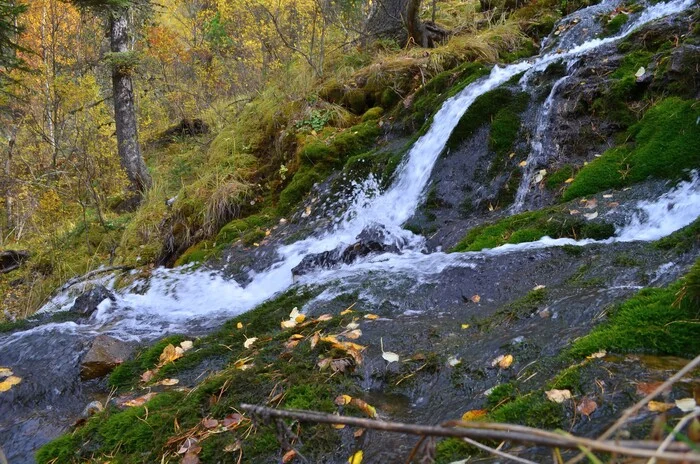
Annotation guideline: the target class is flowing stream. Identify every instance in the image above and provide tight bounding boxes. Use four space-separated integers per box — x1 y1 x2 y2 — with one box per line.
1 0 699 461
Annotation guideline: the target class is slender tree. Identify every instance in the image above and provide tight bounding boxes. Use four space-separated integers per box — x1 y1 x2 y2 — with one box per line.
71 0 151 201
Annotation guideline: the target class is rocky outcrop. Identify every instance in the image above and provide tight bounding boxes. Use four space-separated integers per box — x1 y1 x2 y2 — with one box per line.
292 226 405 277
70 285 115 318
80 335 133 380
0 250 29 274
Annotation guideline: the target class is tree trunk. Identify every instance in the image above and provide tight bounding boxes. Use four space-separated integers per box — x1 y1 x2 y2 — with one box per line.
109 9 150 197
364 0 448 48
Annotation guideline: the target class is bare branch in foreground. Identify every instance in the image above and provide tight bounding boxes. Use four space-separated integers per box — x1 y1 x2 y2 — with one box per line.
240 403 700 462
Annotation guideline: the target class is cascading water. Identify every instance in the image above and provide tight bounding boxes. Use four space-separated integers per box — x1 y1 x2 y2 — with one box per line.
1 0 699 461
511 72 571 212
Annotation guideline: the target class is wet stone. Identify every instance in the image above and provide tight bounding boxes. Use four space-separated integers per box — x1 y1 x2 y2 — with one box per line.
80 335 134 380
70 285 115 317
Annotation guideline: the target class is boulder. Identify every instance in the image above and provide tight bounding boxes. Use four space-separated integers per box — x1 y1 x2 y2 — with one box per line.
0 250 30 274
292 226 404 277
70 285 115 317
80 335 133 380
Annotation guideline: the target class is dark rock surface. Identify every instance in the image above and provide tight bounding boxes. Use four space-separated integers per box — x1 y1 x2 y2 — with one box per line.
70 285 115 318
292 225 407 277
80 335 134 380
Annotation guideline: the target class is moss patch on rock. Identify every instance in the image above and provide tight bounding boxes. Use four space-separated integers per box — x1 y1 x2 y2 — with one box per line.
564 97 700 201
445 87 529 155
452 205 615 252
569 261 700 358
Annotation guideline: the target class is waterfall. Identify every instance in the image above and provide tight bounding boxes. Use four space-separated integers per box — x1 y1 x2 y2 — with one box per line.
12 0 695 341
2 2 699 461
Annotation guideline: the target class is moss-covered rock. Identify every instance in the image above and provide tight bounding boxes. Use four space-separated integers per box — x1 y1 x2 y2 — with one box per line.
569 263 700 358
445 87 529 165
452 205 615 252
564 97 700 201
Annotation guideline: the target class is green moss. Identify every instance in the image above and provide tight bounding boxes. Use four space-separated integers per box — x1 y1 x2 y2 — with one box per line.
380 88 400 108
613 253 640 267
446 88 529 152
109 335 186 388
569 275 700 358
546 165 574 189
654 218 700 252
410 62 489 126
435 438 479 464
489 393 565 429
480 288 548 328
604 13 629 35
452 205 615 252
361 106 384 122
564 98 700 201
278 122 381 214
40 287 361 463
486 382 517 407
278 166 326 214
561 244 585 256
284 384 335 412
548 365 583 393
343 88 368 114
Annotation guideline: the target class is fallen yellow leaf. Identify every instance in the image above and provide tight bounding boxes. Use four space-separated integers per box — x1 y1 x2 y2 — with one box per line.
243 337 258 349
492 354 514 369
320 335 340 345
470 294 481 303
141 370 155 383
340 308 354 316
0 367 12 378
316 314 333 322
158 344 184 366
335 394 353 405
282 449 297 463
587 350 607 359
461 409 488 421
310 332 320 349
0 375 21 392
565 177 574 183
348 450 363 464
236 322 243 329
364 314 379 320
234 357 255 370
461 324 470 329
281 319 297 329
519 160 527 167
179 340 193 352
343 329 362 340
350 398 377 418
159 378 180 386
380 337 399 363
648 401 675 412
